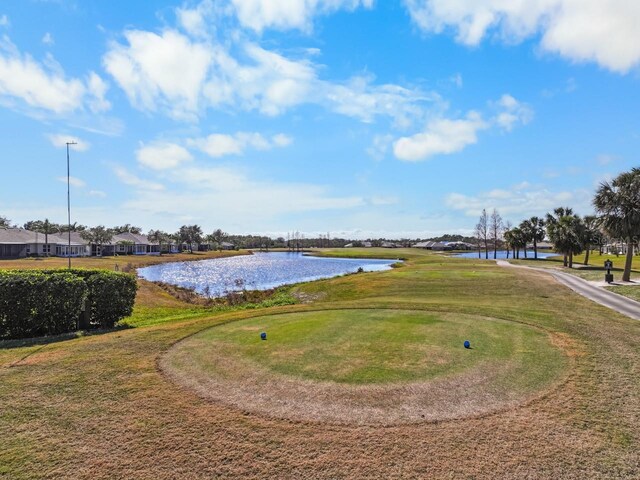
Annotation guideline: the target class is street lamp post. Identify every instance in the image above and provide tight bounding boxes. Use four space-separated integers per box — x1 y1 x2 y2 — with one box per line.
66 142 77 270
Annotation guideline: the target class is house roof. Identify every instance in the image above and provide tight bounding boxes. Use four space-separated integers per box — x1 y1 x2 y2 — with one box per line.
0 228 85 246
111 232 157 245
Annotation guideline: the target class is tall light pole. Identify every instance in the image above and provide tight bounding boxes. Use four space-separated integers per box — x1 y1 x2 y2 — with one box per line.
66 142 77 269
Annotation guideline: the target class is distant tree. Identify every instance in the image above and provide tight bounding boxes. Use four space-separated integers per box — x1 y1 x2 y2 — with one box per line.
503 220 513 259
208 228 228 249
489 209 503 260
147 229 172 255
503 228 514 258
58 222 87 232
177 225 203 253
24 219 58 256
520 216 545 260
112 224 142 234
593 167 640 281
546 207 575 267
507 227 527 259
475 209 489 259
0 215 12 228
580 215 600 266
80 226 114 254
546 211 584 268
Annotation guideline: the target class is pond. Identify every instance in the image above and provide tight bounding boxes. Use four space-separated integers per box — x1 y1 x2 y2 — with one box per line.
137 252 399 297
455 250 557 260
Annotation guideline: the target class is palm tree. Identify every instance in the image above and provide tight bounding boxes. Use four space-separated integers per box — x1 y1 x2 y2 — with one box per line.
546 207 574 266
148 229 171 255
547 212 584 268
593 168 640 282
503 229 515 259
527 216 545 259
580 215 600 266
507 227 526 259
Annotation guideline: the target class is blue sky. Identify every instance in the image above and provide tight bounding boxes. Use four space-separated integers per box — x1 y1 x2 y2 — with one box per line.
0 0 639 238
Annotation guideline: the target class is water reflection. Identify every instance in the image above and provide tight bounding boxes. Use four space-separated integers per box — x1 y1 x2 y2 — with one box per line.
138 252 398 297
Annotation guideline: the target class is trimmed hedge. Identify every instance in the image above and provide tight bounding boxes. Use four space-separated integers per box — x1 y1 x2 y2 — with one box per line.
43 269 138 328
0 269 138 340
0 271 87 339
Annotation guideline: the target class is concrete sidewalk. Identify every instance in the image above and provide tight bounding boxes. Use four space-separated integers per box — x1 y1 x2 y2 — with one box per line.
496 260 640 321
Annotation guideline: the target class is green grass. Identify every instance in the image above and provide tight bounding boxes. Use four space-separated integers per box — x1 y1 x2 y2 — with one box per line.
190 309 565 386
606 285 640 302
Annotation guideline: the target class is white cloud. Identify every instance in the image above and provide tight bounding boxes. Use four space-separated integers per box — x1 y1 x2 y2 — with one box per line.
42 32 54 45
120 165 365 224
366 134 393 160
0 35 110 115
0 15 8 27
392 93 532 161
176 1 214 38
103 29 212 120
493 94 533 131
393 111 487 162
136 142 193 170
113 165 165 191
103 26 433 125
187 131 293 158
324 75 433 127
57 176 86 188
86 72 111 113
445 182 592 218
272 133 293 147
230 0 373 33
88 190 107 198
47 133 91 151
404 0 640 73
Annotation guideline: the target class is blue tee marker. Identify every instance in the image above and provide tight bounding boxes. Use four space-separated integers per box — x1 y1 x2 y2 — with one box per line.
464 340 471 349
260 332 267 340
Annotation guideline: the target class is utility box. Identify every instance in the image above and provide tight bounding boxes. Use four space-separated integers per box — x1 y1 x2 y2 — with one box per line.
605 273 614 283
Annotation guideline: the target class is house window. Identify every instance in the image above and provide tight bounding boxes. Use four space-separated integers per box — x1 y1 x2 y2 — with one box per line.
43 244 51 254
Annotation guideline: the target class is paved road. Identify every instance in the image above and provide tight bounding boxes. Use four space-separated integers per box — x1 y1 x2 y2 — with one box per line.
496 260 640 321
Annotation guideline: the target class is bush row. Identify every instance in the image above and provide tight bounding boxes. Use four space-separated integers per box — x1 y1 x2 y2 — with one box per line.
0 269 137 340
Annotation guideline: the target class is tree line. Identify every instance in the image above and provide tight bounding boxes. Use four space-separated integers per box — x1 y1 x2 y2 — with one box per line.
475 167 639 281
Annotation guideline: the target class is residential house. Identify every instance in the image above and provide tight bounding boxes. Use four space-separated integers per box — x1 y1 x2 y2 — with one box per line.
0 228 90 258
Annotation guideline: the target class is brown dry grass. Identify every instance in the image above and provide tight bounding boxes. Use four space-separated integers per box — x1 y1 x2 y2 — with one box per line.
1 250 639 479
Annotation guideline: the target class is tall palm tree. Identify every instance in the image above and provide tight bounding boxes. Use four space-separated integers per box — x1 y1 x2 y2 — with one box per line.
593 168 640 282
503 229 519 259
580 215 600 266
528 216 546 259
507 227 526 259
547 212 583 268
546 207 574 266
518 219 532 259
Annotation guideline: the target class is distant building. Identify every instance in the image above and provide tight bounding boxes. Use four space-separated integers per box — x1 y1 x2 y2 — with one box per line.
0 228 90 258
0 228 164 258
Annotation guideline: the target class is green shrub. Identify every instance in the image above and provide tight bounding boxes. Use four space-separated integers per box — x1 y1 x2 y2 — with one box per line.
0 269 137 339
0 271 87 339
44 269 138 328
85 271 137 328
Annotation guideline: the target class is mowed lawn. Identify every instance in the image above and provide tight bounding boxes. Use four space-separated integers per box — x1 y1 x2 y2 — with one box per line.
1 249 639 478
